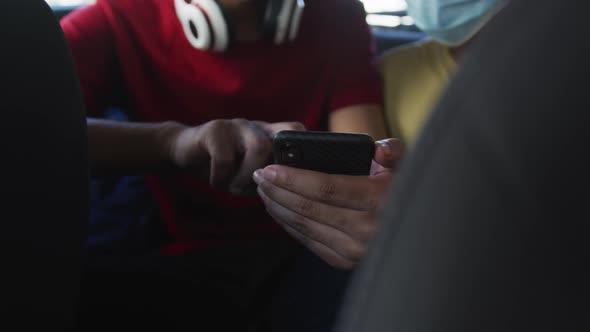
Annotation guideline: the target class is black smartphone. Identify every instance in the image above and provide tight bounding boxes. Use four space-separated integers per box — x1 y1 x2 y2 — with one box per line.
273 131 375 176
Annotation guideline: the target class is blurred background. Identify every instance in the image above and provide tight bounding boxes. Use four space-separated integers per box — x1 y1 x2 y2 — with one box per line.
45 0 416 30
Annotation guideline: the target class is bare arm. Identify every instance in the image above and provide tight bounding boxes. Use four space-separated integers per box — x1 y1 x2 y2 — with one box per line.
88 118 304 193
87 118 184 173
329 104 388 140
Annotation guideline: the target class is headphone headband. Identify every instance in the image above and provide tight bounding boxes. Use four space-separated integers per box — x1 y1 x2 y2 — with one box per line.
176 0 305 52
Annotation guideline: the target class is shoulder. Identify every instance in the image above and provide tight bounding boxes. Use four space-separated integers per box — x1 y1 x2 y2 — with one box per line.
76 0 177 47
94 0 162 12
83 0 171 26
379 39 447 75
62 0 166 26
380 39 438 67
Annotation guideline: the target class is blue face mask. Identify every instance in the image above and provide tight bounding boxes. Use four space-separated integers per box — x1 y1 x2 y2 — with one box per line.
406 0 506 46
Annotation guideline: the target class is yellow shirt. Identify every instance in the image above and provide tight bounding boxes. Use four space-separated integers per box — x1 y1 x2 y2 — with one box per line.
380 40 457 146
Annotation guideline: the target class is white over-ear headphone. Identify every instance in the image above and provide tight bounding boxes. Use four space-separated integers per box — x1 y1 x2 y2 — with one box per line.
175 0 305 52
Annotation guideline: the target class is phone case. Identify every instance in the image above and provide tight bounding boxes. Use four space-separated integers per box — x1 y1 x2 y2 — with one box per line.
273 131 375 176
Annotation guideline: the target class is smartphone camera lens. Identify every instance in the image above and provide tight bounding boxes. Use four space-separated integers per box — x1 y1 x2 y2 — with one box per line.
282 142 299 164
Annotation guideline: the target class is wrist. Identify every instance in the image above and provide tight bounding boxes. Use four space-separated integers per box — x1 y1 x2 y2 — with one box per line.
155 121 188 166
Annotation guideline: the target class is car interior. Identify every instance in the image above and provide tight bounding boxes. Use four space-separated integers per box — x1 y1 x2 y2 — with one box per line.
2 0 587 331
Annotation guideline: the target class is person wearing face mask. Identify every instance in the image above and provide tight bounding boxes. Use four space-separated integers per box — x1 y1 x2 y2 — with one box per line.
254 0 508 272
381 0 507 146
60 0 387 331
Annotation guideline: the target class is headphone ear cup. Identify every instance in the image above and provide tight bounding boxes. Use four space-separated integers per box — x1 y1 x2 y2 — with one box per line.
194 0 230 52
273 0 296 45
270 0 305 45
264 0 283 41
288 0 305 42
175 0 213 50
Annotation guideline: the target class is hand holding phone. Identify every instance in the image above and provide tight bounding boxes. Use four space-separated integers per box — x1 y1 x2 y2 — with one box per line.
259 136 402 269
272 131 375 176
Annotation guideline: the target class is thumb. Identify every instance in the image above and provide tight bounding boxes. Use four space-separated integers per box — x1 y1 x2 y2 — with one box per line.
374 138 404 169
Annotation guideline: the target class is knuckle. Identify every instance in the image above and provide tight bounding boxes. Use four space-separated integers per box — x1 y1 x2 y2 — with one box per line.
205 121 234 140
231 118 248 126
295 198 320 218
281 172 296 190
231 118 251 130
319 182 337 201
207 119 227 131
289 121 306 131
332 214 351 230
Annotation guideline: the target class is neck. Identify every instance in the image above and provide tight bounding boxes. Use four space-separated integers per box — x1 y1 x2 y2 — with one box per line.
225 0 267 42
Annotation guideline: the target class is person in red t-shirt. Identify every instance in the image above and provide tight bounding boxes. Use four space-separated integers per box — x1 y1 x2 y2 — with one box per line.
63 0 386 252
62 0 387 330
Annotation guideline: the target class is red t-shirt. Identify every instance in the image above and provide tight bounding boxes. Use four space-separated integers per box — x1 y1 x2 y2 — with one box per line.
61 0 382 254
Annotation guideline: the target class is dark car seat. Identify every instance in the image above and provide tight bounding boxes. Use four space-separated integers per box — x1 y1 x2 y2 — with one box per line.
335 0 589 331
0 0 88 329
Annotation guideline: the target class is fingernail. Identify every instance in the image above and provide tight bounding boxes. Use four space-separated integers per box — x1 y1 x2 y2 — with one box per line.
253 169 263 184
377 140 393 158
263 167 278 182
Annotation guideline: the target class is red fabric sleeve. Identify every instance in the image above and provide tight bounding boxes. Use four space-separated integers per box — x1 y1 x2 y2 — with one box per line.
60 2 117 117
328 1 383 112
